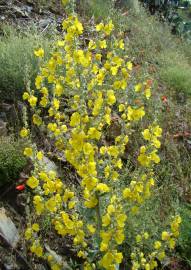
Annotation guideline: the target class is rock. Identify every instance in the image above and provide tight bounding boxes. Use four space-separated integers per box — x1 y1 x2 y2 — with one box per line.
11 5 29 18
0 120 7 136
3 261 19 270
40 156 58 174
16 193 27 214
39 18 53 28
22 4 33 14
0 102 13 112
45 244 72 270
0 0 12 5
0 208 19 248
0 111 7 121
0 102 22 127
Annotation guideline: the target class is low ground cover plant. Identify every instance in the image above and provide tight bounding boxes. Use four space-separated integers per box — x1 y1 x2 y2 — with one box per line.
0 136 27 186
20 2 182 269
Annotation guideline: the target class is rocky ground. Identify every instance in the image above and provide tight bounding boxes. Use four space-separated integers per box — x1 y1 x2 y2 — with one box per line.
0 0 65 32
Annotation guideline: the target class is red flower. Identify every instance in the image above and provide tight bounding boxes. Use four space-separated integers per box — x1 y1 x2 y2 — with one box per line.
16 184 25 191
162 95 168 103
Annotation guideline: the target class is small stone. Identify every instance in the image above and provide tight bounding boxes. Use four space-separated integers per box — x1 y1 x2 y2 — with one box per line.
0 208 19 248
11 5 29 18
3 262 19 270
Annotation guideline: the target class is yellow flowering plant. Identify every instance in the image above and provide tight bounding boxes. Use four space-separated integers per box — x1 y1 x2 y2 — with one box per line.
21 4 181 270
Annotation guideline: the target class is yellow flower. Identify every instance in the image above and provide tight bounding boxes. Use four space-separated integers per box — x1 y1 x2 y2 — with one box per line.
111 66 118 75
74 18 84 34
37 151 43 161
23 92 29 100
33 114 42 126
107 204 115 214
61 125 68 132
25 228 32 240
135 83 142 92
102 214 111 227
32 223 40 232
87 224 96 234
123 187 131 199
152 138 161 148
52 264 61 270
84 196 98 208
104 20 114 35
153 125 162 137
115 252 123 264
70 112 81 127
119 104 125 112
54 83 64 96
20 128 29 138
150 151 160 164
107 90 116 105
99 40 107 49
24 147 33 157
96 183 110 193
154 241 161 249
115 230 125 244
30 243 43 257
119 39 124 50
144 232 149 239
63 189 74 202
127 61 133 70
40 96 48 107
142 129 152 141
145 88 151 99
28 96 37 107
136 234 142 243
168 238 176 249
34 48 44 58
57 40 65 47
117 213 127 228
53 98 60 110
88 127 101 140
77 250 85 258
88 40 96 50
161 231 170 241
62 0 69 6
158 251 166 260
128 106 145 121
27 176 39 189
96 22 104 31
35 75 43 89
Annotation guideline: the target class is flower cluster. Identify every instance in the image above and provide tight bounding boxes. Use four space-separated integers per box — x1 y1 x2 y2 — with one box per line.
130 215 182 270
21 6 181 270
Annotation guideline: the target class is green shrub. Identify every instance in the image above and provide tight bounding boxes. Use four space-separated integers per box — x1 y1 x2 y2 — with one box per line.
0 136 27 186
0 25 51 102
